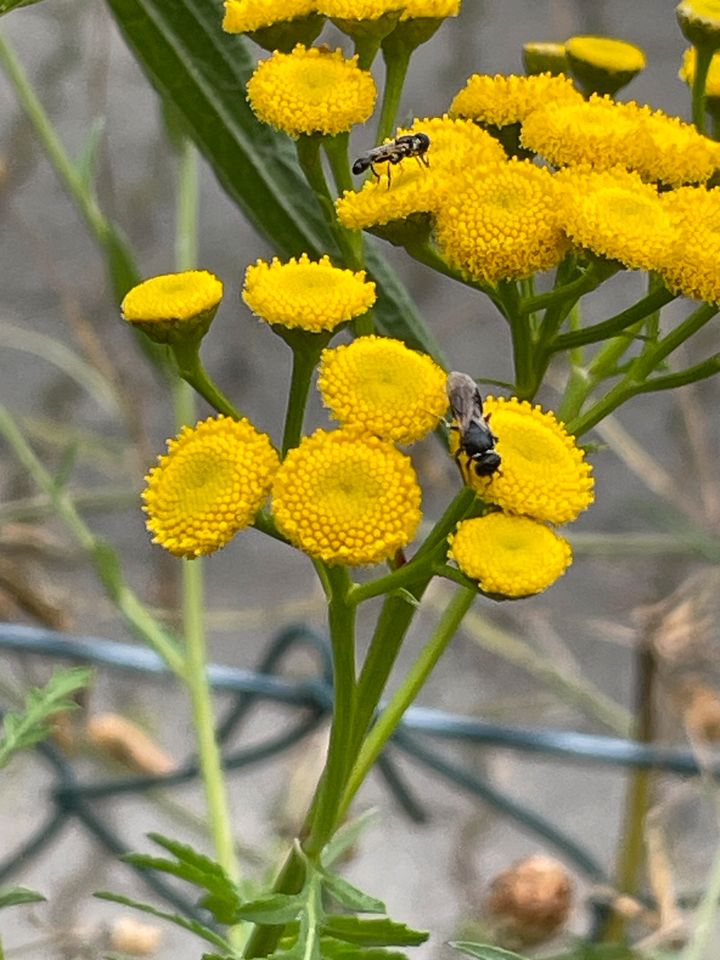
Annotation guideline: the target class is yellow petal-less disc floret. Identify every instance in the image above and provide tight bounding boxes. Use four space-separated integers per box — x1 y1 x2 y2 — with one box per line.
522 96 720 187
272 429 422 565
461 397 594 524
556 166 676 273
660 185 720 303
317 336 447 443
318 0 403 17
434 159 569 283
449 514 573 598
337 115 506 230
143 416 280 559
400 0 460 18
449 73 582 127
121 270 223 344
243 254 376 332
223 0 315 32
247 44 376 138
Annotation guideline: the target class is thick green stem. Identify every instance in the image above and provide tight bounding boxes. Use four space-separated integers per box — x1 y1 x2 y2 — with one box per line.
376 44 411 144
281 338 326 456
323 135 365 271
303 565 357 858
691 43 712 133
338 586 476 821
519 260 617 317
296 136 358 266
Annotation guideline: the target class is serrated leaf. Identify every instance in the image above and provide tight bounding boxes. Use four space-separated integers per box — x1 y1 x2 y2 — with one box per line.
321 872 385 914
321 917 428 948
0 666 91 769
234 893 305 924
320 939 410 960
94 892 231 952
322 810 380 869
450 943 529 960
0 885 46 908
105 0 444 364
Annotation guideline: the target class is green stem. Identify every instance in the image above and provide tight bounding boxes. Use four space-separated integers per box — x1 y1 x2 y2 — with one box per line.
322 135 365 271
518 260 617 316
296 136 358 267
0 406 184 674
303 565 357 859
550 286 676 353
172 342 243 419
636 353 720 392
280 332 329 456
338 586 476 821
603 638 656 943
182 559 240 882
376 43 411 144
692 43 712 133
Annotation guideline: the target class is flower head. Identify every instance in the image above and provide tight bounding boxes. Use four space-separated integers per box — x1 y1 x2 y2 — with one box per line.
223 0 315 32
400 0 460 17
521 96 720 187
556 165 676 272
243 254 376 332
565 35 646 95
680 47 720 98
434 159 569 283
143 416 280 558
272 429 422 565
247 45 376 137
449 513 572 598
459 397 594 524
317 336 447 443
660 185 720 303
450 73 582 127
121 270 223 344
337 115 505 230
318 0 403 18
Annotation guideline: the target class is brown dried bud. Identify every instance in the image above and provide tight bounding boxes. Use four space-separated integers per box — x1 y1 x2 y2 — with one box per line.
87 713 176 775
487 855 572 946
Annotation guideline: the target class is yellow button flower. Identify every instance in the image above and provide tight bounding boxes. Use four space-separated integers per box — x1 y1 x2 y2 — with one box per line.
521 95 720 187
121 270 223 344
434 159 569 283
246 44 376 138
458 397 594 524
143 416 280 559
679 47 720 97
223 0 315 32
449 514 572 598
565 36 646 95
450 73 582 127
243 254 376 332
317 335 447 443
272 429 422 565
556 165 676 273
660 185 720 303
318 0 403 17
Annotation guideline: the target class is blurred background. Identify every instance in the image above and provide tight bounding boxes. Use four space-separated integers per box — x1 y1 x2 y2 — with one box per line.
1 1 720 956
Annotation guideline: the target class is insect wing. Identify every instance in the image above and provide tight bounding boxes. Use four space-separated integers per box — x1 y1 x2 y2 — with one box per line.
446 371 483 433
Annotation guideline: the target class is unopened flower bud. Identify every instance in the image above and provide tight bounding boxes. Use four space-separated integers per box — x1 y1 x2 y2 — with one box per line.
677 1 720 53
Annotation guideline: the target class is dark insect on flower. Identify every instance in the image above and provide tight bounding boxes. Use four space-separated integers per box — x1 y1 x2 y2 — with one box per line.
352 132 430 187
446 370 501 478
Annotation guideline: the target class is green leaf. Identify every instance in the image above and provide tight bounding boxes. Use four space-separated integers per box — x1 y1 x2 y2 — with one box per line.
0 666 91 769
75 117 106 192
321 872 385 914
321 917 428 948
322 810 380 869
0 0 45 15
104 0 444 363
234 893 305 925
0 885 46 908
94 892 232 952
321 940 410 960
450 944 529 960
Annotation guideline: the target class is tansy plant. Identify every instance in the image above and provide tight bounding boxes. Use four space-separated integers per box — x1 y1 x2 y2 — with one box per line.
3 1 720 959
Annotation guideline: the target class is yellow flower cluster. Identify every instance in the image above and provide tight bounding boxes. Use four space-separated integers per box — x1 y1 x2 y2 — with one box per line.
448 396 593 597
223 0 315 32
449 72 582 126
